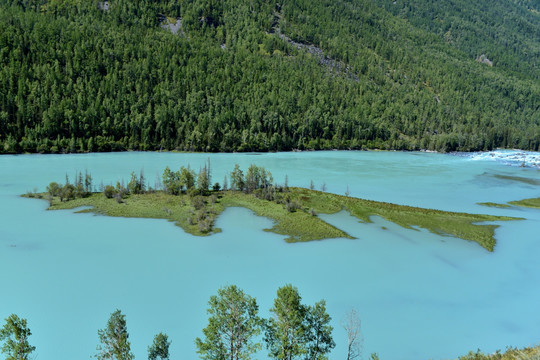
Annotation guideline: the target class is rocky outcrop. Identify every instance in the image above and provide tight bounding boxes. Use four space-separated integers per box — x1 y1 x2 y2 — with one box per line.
476 54 493 66
271 12 358 81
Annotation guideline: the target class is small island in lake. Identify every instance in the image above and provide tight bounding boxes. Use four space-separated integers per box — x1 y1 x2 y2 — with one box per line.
479 197 540 210
24 164 521 252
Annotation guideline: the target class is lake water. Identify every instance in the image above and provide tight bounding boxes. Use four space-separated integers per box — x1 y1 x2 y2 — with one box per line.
0 150 539 360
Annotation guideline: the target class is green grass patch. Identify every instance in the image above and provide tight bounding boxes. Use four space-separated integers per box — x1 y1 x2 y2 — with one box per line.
477 202 512 209
219 191 351 242
288 188 520 252
492 174 540 186
24 188 522 251
34 192 225 237
508 197 540 209
458 344 540 360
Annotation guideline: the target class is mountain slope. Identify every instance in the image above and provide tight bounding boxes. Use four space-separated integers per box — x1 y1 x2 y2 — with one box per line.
0 0 538 153
375 0 540 81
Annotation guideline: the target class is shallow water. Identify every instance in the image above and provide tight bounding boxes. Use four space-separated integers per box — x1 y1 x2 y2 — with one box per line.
0 151 539 360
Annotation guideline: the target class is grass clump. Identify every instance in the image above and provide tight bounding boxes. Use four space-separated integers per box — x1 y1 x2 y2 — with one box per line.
458 345 540 360
508 197 540 209
478 202 512 209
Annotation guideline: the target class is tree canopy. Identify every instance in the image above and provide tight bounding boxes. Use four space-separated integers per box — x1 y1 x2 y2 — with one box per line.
0 314 36 360
0 0 538 154
96 309 134 360
195 285 262 360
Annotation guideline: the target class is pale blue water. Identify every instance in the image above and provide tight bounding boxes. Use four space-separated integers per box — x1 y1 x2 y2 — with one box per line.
0 151 539 360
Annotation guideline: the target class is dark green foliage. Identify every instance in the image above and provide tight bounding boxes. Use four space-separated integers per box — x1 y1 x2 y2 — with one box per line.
0 0 538 153
304 300 335 360
265 284 335 360
162 166 181 195
148 333 170 360
60 183 75 201
163 166 196 195
265 284 306 359
96 309 134 360
48 171 93 201
377 0 540 81
46 181 61 197
196 285 262 360
197 168 210 193
104 185 116 199
245 164 273 193
0 314 36 360
127 170 146 194
180 166 197 192
230 164 245 191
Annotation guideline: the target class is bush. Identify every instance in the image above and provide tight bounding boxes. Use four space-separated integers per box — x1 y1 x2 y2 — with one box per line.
191 196 206 210
46 182 61 197
104 185 116 199
285 200 301 213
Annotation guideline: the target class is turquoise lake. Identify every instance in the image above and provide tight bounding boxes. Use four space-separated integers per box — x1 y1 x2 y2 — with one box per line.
1 150 539 359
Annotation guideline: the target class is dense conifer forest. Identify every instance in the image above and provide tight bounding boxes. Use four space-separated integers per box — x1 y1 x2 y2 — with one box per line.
0 0 539 154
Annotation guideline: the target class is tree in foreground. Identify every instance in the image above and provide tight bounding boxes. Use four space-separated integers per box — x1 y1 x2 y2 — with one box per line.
0 314 35 360
96 309 134 360
148 332 171 360
265 285 335 360
265 285 307 360
304 300 335 360
343 309 362 360
196 285 262 360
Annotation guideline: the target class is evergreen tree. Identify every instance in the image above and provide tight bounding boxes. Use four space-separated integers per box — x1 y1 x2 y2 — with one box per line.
0 0 538 154
197 168 209 193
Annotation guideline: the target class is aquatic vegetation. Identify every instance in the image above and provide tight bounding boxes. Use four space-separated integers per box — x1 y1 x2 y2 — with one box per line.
477 202 512 209
508 197 540 209
25 186 520 252
286 188 520 252
478 197 540 210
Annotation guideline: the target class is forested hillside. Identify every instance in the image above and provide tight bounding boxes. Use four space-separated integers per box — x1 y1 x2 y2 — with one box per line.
0 0 539 154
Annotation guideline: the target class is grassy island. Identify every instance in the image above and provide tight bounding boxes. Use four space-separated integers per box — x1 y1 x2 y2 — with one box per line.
477 202 512 209
25 184 520 251
508 197 540 209
479 197 540 210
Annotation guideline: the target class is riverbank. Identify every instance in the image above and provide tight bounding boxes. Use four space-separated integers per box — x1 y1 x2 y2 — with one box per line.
24 187 520 251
